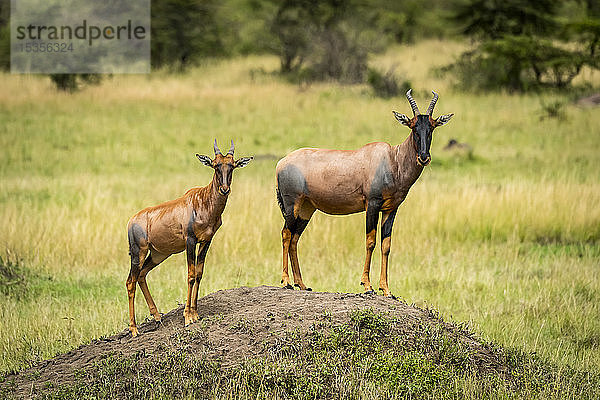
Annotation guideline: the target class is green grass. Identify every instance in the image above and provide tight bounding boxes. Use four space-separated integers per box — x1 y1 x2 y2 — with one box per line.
1 38 599 391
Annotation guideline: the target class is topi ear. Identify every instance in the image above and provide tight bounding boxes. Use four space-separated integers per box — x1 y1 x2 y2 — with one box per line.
392 111 411 126
435 113 454 127
234 156 253 169
196 154 213 167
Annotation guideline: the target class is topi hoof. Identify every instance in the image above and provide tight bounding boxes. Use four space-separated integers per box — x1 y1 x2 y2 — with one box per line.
294 284 312 291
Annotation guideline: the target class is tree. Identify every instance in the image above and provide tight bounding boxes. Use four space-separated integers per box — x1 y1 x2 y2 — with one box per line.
452 0 559 39
269 0 312 73
444 0 600 91
269 0 388 83
151 0 224 70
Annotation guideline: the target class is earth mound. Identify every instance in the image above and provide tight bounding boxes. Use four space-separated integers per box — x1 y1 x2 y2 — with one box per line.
1 286 531 398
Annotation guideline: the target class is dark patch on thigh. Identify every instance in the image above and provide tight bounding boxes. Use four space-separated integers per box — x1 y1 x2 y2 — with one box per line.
277 164 308 218
128 223 147 255
128 223 147 243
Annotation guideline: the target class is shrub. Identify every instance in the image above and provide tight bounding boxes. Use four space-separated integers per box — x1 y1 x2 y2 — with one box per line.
49 74 103 92
270 0 384 84
443 0 600 91
367 66 411 98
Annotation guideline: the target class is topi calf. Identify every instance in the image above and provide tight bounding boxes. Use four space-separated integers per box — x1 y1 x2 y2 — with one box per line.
126 140 252 336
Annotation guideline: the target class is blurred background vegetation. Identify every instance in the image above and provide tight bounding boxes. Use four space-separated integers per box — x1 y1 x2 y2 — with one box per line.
0 0 598 92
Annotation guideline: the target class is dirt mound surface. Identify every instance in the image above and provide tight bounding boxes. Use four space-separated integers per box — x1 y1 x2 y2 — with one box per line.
2 286 510 398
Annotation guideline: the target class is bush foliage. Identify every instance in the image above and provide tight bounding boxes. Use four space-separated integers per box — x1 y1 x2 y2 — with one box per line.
444 0 600 91
367 66 411 98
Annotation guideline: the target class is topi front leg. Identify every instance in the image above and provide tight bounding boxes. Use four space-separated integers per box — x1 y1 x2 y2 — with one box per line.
379 208 397 298
190 240 211 323
137 251 168 323
126 241 148 337
361 200 381 294
183 236 197 326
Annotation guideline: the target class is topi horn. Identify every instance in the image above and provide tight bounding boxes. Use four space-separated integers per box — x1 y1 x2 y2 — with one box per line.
213 138 222 155
227 140 235 156
427 90 439 116
406 89 420 116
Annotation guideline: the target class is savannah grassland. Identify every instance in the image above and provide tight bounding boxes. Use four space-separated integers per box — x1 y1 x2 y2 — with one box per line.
0 40 599 395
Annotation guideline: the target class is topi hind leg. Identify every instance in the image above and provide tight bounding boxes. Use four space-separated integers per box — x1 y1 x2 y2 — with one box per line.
138 250 169 322
281 226 293 289
277 186 294 289
289 203 314 291
280 193 302 290
289 230 309 290
126 244 147 337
